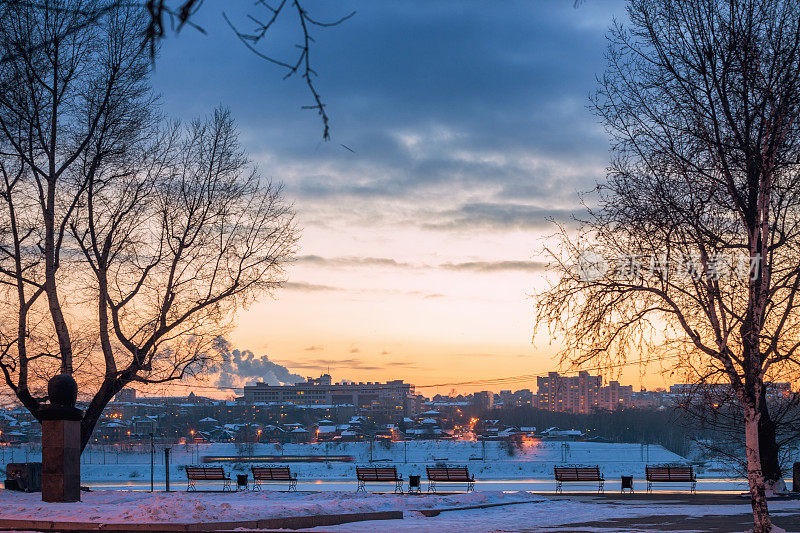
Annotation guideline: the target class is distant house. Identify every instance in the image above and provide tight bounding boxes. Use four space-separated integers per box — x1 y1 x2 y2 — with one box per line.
210 428 235 442
289 427 311 443
540 427 584 440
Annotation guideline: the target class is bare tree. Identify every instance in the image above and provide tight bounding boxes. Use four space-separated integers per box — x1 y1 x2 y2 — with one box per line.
679 383 800 483
536 1 800 531
0 1 297 450
0 0 355 140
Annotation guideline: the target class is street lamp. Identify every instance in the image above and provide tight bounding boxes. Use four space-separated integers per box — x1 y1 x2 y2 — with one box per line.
149 432 155 493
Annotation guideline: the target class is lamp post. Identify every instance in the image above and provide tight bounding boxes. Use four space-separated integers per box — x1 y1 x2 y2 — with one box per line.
149 433 154 493
164 447 171 492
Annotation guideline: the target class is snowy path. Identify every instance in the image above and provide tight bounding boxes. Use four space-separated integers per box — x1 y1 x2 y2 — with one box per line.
313 495 800 532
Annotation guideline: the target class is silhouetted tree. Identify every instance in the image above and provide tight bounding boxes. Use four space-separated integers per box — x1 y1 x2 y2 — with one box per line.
0 0 354 139
0 1 298 450
679 383 800 484
536 1 800 531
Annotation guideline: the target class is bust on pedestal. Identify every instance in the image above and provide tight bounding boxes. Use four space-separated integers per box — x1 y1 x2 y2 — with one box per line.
40 374 82 503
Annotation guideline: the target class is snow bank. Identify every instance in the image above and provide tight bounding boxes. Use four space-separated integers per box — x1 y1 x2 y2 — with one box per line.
0 490 542 524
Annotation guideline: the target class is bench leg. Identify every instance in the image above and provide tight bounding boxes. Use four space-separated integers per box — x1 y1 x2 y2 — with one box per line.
691 481 696 494
357 479 365 492
647 481 652 493
223 479 231 492
395 479 403 494
598 480 604 494
290 478 298 492
187 478 196 491
428 479 436 493
467 479 475 492
555 480 562 494
252 479 261 492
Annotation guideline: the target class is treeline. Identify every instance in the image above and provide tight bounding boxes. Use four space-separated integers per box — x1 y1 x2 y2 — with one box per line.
492 407 711 457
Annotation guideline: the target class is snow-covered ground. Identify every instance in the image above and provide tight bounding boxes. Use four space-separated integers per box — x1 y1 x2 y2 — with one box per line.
314 497 800 532
1 440 759 492
1 489 798 532
0 489 539 523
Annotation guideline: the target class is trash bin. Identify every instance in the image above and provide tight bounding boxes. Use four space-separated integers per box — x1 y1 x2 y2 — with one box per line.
620 475 634 493
236 474 248 491
793 462 800 492
5 463 42 492
408 475 421 493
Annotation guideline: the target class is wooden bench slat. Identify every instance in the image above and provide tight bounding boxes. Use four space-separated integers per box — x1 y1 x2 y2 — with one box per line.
357 467 401 481
554 466 603 482
186 466 229 480
252 467 295 481
646 466 695 482
424 466 475 492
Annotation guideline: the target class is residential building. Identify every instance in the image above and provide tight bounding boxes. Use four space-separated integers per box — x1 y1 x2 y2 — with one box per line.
598 381 634 410
241 374 414 422
535 371 601 414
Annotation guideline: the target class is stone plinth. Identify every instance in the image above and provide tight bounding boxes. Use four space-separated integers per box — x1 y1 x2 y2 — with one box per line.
41 418 81 502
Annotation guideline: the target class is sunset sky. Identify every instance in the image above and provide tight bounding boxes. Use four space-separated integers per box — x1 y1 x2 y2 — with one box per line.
150 0 670 395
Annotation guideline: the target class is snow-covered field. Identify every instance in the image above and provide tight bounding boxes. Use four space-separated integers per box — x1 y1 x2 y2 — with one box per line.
1 440 758 492
2 440 691 480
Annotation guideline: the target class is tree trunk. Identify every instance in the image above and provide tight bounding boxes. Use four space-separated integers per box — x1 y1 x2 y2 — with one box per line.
745 402 772 533
759 390 784 492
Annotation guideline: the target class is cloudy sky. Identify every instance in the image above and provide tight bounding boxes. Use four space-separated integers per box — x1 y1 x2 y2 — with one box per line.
151 0 666 395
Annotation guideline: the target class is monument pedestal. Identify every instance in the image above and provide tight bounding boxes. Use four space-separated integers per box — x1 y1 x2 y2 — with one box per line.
40 373 83 503
41 419 81 502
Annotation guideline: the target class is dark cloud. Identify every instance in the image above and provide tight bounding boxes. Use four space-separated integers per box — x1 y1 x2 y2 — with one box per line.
212 338 304 388
440 260 547 272
152 2 623 230
304 345 324 352
424 203 575 231
293 253 546 274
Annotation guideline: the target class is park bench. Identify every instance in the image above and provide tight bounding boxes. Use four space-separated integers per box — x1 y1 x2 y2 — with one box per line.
554 465 605 493
185 466 231 491
251 466 298 491
426 465 475 492
356 466 404 493
645 465 696 493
